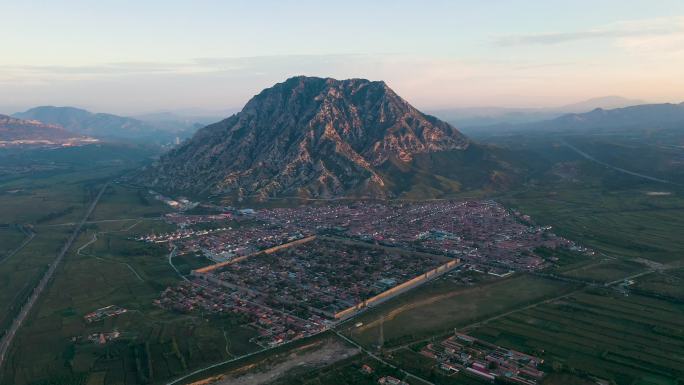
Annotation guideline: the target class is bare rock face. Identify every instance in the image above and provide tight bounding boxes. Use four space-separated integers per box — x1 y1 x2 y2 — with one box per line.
0 114 81 142
140 76 470 200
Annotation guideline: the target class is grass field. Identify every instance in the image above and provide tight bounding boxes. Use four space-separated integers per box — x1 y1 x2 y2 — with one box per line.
3 142 684 384
0 165 135 340
560 260 646 283
0 185 263 385
471 290 684 385
346 273 580 349
500 186 684 264
0 226 26 257
633 269 684 302
271 350 430 385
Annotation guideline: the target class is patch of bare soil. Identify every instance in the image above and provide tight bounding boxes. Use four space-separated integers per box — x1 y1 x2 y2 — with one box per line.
214 339 359 385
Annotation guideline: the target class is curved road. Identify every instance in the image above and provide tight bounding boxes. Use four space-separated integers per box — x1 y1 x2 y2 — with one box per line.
0 183 109 371
562 140 679 185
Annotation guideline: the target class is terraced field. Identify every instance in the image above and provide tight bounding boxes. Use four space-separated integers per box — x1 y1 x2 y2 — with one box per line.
560 260 645 283
347 273 579 349
633 269 684 302
471 291 684 385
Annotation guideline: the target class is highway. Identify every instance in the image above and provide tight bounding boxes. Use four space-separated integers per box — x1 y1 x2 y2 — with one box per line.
0 182 109 372
562 140 679 185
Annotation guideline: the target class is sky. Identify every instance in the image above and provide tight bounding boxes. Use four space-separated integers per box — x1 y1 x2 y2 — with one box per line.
2 0 684 115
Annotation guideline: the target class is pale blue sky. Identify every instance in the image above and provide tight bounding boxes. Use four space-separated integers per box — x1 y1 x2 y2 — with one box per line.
2 0 684 114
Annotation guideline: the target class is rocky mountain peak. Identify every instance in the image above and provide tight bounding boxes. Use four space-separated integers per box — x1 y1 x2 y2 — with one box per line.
138 76 472 200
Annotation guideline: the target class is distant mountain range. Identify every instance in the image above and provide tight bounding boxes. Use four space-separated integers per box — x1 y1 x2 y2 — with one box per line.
12 106 201 143
431 96 646 128
136 76 519 201
0 114 95 147
537 103 684 130
467 102 684 138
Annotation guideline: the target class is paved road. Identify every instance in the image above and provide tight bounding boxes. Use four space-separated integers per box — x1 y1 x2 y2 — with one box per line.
333 330 434 385
0 225 35 265
0 183 109 371
78 228 145 283
563 140 679 185
39 216 163 227
167 245 188 282
164 331 330 385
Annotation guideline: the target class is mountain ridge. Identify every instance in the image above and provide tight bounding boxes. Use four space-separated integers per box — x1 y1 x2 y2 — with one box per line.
0 114 91 145
432 95 647 127
463 102 684 139
136 76 513 201
13 106 198 142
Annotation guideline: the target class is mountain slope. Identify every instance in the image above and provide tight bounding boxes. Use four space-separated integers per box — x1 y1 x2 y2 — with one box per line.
557 96 645 113
13 106 195 142
465 102 684 139
0 114 90 145
545 103 684 130
432 96 646 128
137 76 512 201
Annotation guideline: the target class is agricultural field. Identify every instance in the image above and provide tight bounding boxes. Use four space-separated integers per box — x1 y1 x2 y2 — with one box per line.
345 273 580 349
271 352 423 385
560 260 646 283
87 184 169 222
534 247 595 273
0 169 111 346
0 228 74 335
500 184 684 264
470 290 684 385
0 185 263 385
632 269 684 302
0 225 26 258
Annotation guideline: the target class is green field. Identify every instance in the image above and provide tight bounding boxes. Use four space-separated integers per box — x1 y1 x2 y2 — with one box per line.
0 175 258 385
271 351 430 385
471 291 684 385
346 273 580 349
2 141 684 385
560 260 646 283
0 226 26 257
500 186 684 264
0 171 101 341
633 269 684 302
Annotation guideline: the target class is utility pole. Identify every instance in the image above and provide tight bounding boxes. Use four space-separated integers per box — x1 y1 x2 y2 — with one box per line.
378 315 384 351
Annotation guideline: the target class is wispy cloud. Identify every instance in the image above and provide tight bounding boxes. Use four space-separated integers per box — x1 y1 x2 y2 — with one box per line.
494 17 684 46
0 54 379 83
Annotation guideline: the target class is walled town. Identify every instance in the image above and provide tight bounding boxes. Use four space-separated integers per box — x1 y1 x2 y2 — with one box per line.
147 200 586 347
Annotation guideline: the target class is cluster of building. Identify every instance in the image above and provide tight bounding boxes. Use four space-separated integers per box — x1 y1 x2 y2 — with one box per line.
154 280 326 348
145 200 586 349
149 190 198 211
421 332 545 384
134 227 229 245
359 365 408 385
72 330 121 345
163 212 233 227
207 238 452 318
83 305 127 323
140 200 582 272
157 237 458 346
252 201 577 270
378 376 408 385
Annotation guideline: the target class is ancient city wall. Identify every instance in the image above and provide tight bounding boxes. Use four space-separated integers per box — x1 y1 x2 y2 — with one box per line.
334 259 460 320
192 235 317 275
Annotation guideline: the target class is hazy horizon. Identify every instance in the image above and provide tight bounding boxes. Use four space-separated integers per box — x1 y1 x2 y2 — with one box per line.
3 0 684 115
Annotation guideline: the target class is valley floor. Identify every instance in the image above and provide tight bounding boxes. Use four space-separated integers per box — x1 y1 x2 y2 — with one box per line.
1 147 683 385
